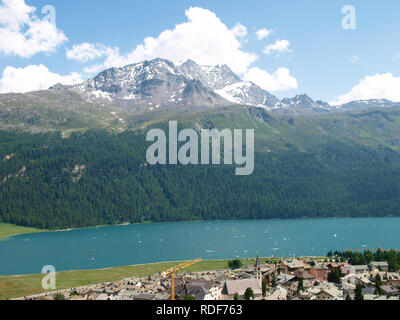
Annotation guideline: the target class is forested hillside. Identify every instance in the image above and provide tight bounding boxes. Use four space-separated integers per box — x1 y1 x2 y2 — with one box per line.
1 106 400 230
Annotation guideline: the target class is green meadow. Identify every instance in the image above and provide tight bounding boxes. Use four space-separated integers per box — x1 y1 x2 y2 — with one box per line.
0 223 44 240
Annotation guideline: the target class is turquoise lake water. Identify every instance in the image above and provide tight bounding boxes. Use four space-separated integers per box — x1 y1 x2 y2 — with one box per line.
0 217 400 276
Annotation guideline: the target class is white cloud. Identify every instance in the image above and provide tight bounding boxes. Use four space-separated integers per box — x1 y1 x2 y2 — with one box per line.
0 0 67 58
331 73 400 105
66 43 112 62
70 7 298 93
256 28 273 40
231 23 247 38
0 64 83 93
244 67 298 92
85 7 258 75
263 39 292 55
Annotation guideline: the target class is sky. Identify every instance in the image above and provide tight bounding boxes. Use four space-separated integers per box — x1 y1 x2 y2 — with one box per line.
1 0 400 104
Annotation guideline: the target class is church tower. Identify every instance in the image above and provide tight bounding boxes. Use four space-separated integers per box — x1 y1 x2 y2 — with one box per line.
255 256 262 281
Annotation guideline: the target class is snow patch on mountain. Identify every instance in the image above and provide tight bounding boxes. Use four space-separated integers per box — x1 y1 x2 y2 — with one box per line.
216 81 279 108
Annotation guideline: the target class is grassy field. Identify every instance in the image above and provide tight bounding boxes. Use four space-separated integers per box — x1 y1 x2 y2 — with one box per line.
0 223 44 240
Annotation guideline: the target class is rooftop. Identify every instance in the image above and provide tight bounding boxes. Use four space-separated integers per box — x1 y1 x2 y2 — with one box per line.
223 279 261 296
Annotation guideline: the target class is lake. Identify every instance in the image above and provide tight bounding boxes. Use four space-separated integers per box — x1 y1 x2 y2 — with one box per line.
1 217 400 276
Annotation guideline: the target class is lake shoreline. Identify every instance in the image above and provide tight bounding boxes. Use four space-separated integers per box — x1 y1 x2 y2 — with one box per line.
0 255 327 278
2 215 397 240
0 222 133 241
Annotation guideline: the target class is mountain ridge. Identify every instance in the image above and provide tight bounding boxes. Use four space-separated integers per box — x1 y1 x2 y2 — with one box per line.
54 58 400 114
1 58 400 133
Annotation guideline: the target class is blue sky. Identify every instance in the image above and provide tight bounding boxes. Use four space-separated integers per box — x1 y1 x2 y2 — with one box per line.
1 0 400 104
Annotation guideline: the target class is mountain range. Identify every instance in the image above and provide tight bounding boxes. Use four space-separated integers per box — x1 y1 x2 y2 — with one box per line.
58 58 399 114
1 58 400 133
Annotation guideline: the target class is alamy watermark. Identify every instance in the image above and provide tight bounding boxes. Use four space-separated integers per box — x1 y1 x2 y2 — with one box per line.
146 121 254 176
41 265 56 290
42 5 56 26
342 5 356 30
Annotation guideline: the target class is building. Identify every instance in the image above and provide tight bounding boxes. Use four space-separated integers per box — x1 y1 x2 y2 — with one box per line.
275 274 299 297
381 285 400 296
341 265 355 275
327 262 348 272
294 269 316 282
369 262 389 272
356 274 373 287
265 286 287 300
315 287 343 300
353 265 369 274
296 291 315 300
383 272 400 286
310 266 329 281
132 293 156 300
279 259 309 274
309 283 343 300
342 273 357 285
364 294 400 301
174 280 220 300
255 256 262 281
221 279 262 300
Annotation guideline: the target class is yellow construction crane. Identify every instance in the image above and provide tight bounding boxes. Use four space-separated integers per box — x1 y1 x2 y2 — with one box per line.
161 258 202 300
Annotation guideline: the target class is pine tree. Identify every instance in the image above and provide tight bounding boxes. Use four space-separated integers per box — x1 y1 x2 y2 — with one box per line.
375 274 383 296
354 284 364 301
271 272 277 288
297 278 304 294
262 279 268 298
244 288 254 301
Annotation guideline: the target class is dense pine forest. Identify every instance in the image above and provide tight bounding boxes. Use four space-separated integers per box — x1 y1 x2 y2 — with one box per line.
1 127 400 229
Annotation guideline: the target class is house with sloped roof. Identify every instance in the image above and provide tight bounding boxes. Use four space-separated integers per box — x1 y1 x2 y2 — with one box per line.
381 285 400 296
327 262 348 273
383 272 400 286
353 265 369 274
277 273 297 285
175 279 219 300
364 294 400 300
265 285 287 300
341 264 356 275
295 269 316 281
309 283 343 300
342 273 357 285
356 274 373 287
221 279 261 300
276 274 300 297
279 259 309 274
310 265 329 281
315 287 343 300
369 261 389 271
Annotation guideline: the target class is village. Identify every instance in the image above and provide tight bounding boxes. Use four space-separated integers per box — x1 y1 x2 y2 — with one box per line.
18 257 400 301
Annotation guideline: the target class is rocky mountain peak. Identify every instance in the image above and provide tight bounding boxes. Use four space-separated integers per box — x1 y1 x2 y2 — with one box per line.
70 58 278 112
